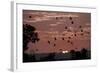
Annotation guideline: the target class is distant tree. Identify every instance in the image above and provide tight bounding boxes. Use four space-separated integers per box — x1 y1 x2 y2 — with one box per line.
40 53 55 61
47 53 55 61
23 53 36 62
75 51 81 59
23 24 40 62
70 50 76 60
23 24 40 51
81 48 88 59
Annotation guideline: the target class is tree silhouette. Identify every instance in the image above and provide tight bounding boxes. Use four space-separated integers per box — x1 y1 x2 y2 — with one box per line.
40 53 55 61
23 24 40 62
70 50 76 60
81 48 88 59
23 24 39 51
69 48 90 60
75 51 81 59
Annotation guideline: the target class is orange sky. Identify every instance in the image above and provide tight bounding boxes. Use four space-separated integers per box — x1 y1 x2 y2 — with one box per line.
23 10 91 54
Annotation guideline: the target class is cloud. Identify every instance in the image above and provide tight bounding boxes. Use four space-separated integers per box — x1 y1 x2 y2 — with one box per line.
23 17 51 23
23 11 79 23
50 24 59 26
83 27 90 32
85 23 90 26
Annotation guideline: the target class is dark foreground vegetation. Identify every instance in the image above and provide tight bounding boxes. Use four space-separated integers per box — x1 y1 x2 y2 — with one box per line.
23 48 91 62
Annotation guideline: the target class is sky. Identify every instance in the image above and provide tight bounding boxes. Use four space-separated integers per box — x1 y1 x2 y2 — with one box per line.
23 10 91 54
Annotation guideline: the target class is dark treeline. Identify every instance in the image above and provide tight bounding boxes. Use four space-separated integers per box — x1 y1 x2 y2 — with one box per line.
70 48 91 60
23 48 91 62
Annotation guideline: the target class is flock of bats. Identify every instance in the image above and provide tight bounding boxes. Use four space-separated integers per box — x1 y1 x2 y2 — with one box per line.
27 15 90 51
